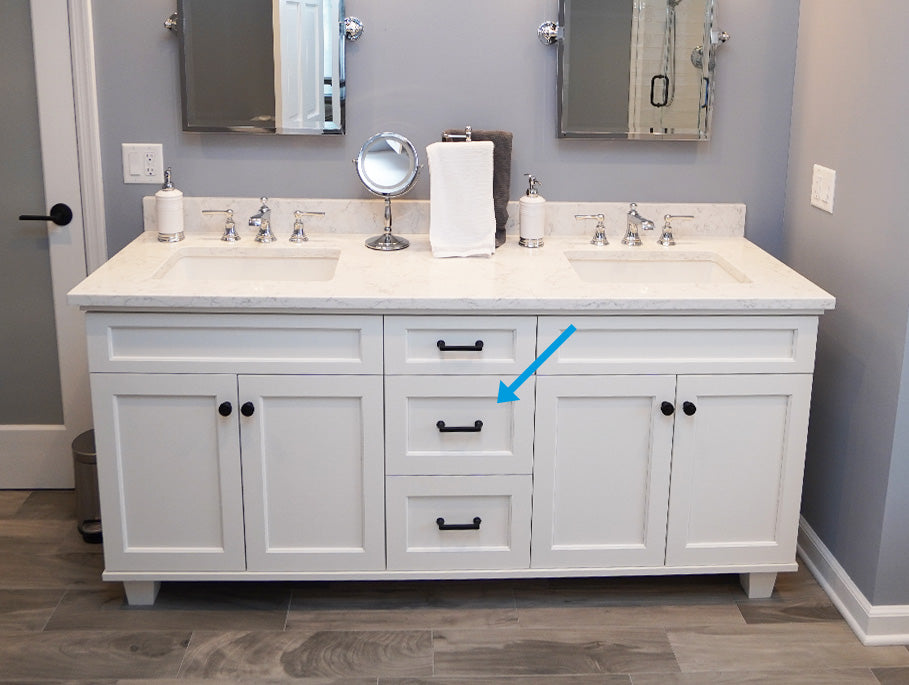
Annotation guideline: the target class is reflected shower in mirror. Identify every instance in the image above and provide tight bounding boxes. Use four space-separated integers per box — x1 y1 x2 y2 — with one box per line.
557 0 725 140
355 132 420 251
177 0 347 134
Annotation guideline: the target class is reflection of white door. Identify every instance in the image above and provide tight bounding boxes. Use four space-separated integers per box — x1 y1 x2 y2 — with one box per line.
1 1 92 487
274 0 325 133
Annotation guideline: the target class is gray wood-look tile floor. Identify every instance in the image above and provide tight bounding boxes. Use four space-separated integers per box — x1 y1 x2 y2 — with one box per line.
1 490 907 684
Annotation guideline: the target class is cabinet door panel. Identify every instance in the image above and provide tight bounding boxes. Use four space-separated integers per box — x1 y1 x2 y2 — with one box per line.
532 375 675 568
666 374 812 566
90 373 245 571
240 375 384 571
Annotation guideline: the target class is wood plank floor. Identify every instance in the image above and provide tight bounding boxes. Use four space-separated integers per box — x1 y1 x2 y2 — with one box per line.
1 490 907 684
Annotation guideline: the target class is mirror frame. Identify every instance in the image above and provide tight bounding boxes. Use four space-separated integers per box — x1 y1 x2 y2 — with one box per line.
557 0 719 141
355 132 420 198
176 0 347 135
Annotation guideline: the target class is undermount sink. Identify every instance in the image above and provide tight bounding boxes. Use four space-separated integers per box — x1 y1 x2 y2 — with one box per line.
565 251 749 284
153 247 340 282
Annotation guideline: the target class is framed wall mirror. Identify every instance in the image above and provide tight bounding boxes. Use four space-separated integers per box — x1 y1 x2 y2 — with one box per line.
555 0 727 140
176 0 348 134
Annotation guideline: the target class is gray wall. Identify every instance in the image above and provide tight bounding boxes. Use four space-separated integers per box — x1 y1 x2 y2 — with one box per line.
784 0 909 605
93 0 799 256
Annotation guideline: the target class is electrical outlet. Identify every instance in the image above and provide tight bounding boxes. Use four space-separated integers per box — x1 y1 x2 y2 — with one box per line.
810 164 836 214
121 143 164 184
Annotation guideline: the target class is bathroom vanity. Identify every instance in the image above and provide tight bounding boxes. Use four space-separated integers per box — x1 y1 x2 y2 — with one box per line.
69 209 834 606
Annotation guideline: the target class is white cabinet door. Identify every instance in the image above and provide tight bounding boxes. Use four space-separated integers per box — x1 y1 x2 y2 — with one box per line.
532 375 676 568
665 374 813 566
90 373 245 572
239 375 385 571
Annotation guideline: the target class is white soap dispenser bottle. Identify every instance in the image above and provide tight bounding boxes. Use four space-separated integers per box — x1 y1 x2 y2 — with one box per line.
155 167 185 242
519 174 545 248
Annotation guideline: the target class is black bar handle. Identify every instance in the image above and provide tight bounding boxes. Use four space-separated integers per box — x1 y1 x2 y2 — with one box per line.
650 75 669 107
436 340 484 352
436 516 482 531
19 203 73 226
436 420 483 433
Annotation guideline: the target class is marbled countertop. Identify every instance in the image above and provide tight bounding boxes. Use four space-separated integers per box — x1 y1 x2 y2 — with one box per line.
69 230 835 315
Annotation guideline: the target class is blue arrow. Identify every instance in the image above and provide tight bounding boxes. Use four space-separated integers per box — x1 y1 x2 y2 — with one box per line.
497 324 577 403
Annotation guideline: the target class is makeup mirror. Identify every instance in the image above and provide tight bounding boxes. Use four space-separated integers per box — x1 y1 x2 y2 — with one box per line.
355 132 420 251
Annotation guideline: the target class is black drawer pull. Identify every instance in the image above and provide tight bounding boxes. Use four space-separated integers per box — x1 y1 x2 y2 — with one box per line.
682 401 697 416
240 401 255 417
660 401 675 416
436 420 483 433
436 339 484 352
218 401 233 417
436 516 482 531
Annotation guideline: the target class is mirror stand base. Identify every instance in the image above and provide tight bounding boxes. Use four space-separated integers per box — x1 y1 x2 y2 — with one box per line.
366 232 410 251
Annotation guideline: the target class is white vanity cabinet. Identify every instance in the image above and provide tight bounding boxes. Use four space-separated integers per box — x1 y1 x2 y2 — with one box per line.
532 316 817 591
383 316 536 571
86 312 384 603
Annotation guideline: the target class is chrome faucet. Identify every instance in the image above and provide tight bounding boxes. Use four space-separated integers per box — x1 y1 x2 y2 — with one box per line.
249 197 276 243
623 203 655 246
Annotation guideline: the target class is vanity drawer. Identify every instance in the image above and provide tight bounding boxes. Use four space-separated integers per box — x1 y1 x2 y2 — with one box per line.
385 475 531 571
384 316 536 375
538 315 818 375
86 312 383 374
385 375 533 475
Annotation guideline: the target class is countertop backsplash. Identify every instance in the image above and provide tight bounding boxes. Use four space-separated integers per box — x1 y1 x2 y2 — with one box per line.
142 197 746 239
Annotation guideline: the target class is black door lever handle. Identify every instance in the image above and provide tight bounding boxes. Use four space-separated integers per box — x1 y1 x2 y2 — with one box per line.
19 203 73 226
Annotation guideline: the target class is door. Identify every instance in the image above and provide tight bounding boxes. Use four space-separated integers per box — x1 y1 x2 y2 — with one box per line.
90 373 246 572
239 374 385 571
665 374 813 566
532 375 676 568
1 1 90 487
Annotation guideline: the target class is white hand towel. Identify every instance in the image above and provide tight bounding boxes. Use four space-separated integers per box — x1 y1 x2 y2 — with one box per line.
427 141 496 258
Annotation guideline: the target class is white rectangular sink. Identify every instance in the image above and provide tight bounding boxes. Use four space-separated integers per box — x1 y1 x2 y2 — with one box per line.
565 251 750 284
153 247 340 282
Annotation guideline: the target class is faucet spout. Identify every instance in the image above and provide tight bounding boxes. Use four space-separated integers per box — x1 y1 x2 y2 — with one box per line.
249 197 276 243
623 203 654 246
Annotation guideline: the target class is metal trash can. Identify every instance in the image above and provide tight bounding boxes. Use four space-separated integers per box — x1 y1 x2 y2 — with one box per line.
72 429 102 543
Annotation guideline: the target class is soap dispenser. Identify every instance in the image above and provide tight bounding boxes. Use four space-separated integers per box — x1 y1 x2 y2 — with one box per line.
519 174 546 248
155 167 184 242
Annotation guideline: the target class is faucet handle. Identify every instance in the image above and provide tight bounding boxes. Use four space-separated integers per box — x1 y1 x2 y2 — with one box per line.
202 208 239 242
290 210 325 243
657 214 694 247
575 213 607 246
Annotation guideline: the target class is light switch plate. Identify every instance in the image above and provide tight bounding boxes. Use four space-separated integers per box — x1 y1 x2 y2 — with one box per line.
810 164 836 214
122 143 164 184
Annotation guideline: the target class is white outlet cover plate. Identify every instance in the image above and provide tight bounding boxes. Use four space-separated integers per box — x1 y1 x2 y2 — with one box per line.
810 164 836 214
122 143 164 184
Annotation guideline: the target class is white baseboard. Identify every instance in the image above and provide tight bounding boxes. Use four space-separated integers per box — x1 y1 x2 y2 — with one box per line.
798 516 909 645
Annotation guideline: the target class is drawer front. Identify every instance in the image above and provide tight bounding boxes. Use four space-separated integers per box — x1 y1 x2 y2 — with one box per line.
86 312 383 374
385 316 536 375
386 376 533 475
538 316 818 375
386 475 531 571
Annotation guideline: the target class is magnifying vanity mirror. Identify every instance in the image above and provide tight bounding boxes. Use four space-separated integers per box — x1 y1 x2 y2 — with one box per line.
355 132 420 251
547 0 728 140
175 0 353 134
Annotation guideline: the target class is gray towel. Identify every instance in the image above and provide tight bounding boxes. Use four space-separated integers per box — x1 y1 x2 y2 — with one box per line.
444 129 513 247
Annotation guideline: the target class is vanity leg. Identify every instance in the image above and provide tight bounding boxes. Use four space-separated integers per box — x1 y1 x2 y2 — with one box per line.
739 572 777 599
123 581 161 606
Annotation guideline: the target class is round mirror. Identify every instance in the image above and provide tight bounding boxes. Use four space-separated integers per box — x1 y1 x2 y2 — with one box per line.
355 132 420 251
356 132 419 196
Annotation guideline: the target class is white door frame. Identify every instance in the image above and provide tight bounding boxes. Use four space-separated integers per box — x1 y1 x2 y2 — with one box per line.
2 1 104 488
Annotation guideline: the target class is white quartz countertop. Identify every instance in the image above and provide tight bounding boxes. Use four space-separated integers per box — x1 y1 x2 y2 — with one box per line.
68 231 834 314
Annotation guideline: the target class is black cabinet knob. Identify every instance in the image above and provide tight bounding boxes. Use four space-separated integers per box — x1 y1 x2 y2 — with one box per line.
218 401 232 417
660 401 675 416
682 401 697 416
240 402 255 417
